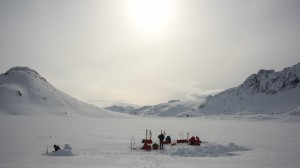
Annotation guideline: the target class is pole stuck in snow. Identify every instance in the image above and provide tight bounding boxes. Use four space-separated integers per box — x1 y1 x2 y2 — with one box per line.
131 136 132 149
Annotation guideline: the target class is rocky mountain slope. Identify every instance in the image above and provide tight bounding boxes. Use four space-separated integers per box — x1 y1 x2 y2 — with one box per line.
187 62 300 116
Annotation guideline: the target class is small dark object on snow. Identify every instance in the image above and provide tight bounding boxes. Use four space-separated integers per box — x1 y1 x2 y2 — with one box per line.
189 136 201 146
141 143 151 151
158 133 165 150
53 145 61 151
152 143 159 150
166 136 171 142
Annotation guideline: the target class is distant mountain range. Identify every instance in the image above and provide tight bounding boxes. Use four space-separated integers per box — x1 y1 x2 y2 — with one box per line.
130 100 202 117
105 99 203 117
105 105 136 113
1 62 299 118
0 67 127 118
106 62 300 117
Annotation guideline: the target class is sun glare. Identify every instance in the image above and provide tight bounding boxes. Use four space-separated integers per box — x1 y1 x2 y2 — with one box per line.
129 0 172 31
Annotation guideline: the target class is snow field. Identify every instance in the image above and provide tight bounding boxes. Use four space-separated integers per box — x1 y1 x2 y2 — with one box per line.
0 115 300 168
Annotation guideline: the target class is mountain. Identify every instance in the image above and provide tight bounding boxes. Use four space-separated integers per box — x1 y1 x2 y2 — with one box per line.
0 67 128 118
129 100 204 117
105 105 136 113
185 62 300 116
93 62 300 118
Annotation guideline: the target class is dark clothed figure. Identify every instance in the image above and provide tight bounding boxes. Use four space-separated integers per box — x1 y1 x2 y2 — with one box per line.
53 145 61 152
166 136 171 142
189 136 196 145
158 133 165 150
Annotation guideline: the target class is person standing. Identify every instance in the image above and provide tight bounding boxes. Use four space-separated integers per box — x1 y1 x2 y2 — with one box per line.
158 133 165 150
53 145 61 152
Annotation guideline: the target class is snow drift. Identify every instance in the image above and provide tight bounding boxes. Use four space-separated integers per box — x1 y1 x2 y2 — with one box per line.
167 142 249 157
44 144 74 156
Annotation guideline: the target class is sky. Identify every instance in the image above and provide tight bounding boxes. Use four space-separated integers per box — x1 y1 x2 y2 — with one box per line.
0 0 300 107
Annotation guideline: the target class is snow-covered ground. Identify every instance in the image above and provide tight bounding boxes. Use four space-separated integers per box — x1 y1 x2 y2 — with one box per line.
1 114 300 168
1 65 300 168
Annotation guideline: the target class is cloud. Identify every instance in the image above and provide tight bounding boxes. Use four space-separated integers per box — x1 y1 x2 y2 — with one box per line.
163 81 223 100
1 0 299 106
86 99 140 108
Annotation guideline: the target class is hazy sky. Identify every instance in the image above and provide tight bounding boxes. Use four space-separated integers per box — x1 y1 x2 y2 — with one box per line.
1 0 300 107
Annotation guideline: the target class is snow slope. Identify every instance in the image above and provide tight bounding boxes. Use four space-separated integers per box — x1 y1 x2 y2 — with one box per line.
187 62 300 116
0 67 128 118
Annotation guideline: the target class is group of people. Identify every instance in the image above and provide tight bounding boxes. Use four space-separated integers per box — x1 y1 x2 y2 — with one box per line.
158 133 201 149
143 132 169 150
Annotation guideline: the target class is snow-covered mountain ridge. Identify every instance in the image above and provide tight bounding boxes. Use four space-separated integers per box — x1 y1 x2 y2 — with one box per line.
129 100 204 117
191 62 300 116
0 66 128 118
107 62 300 117
236 62 300 95
105 105 136 113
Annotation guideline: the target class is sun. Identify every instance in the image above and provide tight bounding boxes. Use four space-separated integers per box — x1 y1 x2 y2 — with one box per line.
128 0 172 31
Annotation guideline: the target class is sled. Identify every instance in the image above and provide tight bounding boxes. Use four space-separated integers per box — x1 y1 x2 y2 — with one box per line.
177 139 188 143
163 141 171 144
